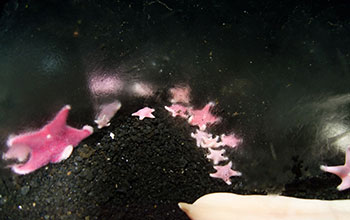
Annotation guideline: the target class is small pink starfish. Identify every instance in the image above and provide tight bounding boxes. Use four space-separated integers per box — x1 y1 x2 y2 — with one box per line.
131 107 155 120
220 133 241 148
94 100 122 129
210 161 241 185
201 136 222 149
3 105 93 175
169 85 191 104
320 147 350 191
190 129 213 147
188 102 221 130
207 148 228 165
164 104 191 118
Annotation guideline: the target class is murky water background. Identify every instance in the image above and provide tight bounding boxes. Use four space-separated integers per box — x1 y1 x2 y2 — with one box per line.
1 0 350 190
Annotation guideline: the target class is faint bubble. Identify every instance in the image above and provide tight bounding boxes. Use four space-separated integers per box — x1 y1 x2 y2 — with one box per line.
88 73 124 97
41 51 65 76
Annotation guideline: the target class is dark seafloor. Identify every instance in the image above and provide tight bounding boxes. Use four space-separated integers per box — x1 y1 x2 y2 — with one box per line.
1 0 350 219
0 95 350 220
0 95 348 220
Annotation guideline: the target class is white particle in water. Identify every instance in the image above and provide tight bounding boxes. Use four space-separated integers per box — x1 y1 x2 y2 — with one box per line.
110 132 115 139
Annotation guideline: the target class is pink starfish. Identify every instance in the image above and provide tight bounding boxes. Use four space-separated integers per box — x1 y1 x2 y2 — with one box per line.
94 100 122 129
320 147 350 191
3 105 93 175
220 133 241 148
188 102 221 130
131 107 155 120
210 161 241 185
190 129 213 147
169 85 191 104
164 104 191 118
201 136 222 149
207 148 228 165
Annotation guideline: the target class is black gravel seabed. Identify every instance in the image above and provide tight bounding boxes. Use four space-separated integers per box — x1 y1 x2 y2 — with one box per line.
1 100 350 220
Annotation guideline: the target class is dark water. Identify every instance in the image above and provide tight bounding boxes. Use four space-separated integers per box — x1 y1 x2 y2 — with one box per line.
1 0 350 197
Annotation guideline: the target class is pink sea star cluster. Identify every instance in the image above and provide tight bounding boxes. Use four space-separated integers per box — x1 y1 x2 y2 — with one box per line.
188 102 221 130
3 105 93 175
3 80 343 192
193 129 243 184
320 147 350 191
165 84 242 185
165 102 221 131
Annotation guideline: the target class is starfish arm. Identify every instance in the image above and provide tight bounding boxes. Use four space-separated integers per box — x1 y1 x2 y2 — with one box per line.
209 172 222 179
131 112 142 119
187 115 194 123
230 169 242 176
199 124 207 131
210 172 231 184
45 105 71 134
225 180 232 185
65 125 93 146
50 145 73 163
190 132 197 142
7 131 46 150
11 150 51 175
95 115 108 129
321 165 349 178
3 144 31 162
203 103 213 112
164 106 176 117
337 175 350 191
206 115 221 126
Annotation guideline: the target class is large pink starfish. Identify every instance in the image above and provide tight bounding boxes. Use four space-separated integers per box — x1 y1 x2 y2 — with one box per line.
210 161 241 185
188 102 221 130
3 105 93 175
131 107 155 120
320 147 350 191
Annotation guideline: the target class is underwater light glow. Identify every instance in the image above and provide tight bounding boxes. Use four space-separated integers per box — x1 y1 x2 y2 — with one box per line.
322 121 350 153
